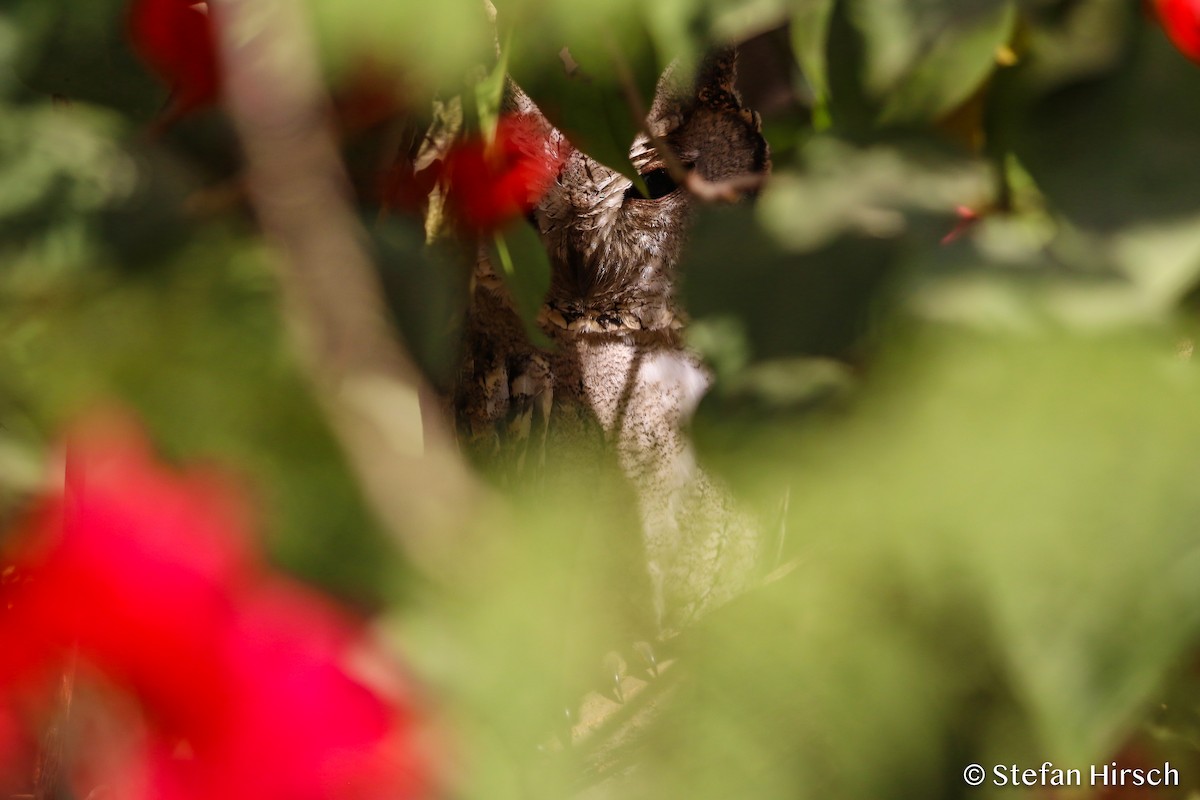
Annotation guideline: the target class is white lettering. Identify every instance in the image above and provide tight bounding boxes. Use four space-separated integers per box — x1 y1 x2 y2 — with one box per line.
1089 762 1180 787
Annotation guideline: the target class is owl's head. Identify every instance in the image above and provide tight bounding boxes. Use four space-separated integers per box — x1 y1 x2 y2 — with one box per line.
517 48 770 335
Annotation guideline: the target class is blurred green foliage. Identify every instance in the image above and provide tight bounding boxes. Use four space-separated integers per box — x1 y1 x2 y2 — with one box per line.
4 0 1200 798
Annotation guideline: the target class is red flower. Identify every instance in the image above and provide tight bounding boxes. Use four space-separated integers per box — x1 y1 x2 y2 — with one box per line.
940 204 982 245
441 115 569 232
0 413 429 800
0 415 252 739
143 583 423 800
128 0 221 119
1153 0 1200 63
0 699 24 788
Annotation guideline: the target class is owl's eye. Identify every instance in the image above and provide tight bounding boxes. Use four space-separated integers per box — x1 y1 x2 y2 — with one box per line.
624 167 680 201
643 168 678 198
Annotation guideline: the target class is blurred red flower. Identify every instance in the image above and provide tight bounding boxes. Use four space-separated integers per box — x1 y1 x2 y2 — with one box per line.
441 115 569 232
1153 0 1200 63
940 204 982 245
128 0 221 120
0 414 429 800
0 699 23 784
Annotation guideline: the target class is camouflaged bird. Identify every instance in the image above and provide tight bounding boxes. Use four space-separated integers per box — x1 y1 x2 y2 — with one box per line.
452 48 770 637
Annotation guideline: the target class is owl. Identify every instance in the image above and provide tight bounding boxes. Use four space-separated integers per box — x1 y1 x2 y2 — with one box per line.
452 47 770 638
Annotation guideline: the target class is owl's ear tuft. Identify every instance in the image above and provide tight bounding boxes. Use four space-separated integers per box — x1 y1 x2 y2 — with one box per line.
647 47 741 129
693 48 741 110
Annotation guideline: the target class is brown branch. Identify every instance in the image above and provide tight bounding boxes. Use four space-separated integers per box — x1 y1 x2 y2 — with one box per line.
682 169 768 203
211 0 481 572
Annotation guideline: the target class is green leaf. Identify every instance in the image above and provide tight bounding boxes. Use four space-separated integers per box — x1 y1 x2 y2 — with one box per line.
1002 19 1200 312
1014 22 1200 232
371 217 471 389
491 220 552 348
776 330 1200 764
790 0 836 123
878 2 1016 124
682 137 989 357
672 327 1200 794
474 33 511 141
8 0 162 118
843 0 1016 125
306 0 491 90
710 0 790 42
681 203 901 362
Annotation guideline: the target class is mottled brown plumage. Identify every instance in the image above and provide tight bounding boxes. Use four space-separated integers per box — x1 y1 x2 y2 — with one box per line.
453 48 770 635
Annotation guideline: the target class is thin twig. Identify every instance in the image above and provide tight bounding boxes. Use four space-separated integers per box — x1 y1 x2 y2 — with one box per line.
683 170 768 202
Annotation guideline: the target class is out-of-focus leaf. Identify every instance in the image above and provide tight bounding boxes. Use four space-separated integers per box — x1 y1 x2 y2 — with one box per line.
491 220 552 349
905 208 1200 336
395 474 649 800
681 203 900 363
642 0 788 73
8 0 163 118
883 3 1015 124
475 35 510 140
691 349 855 460
1013 21 1200 232
641 0 702 73
715 355 853 410
710 0 790 42
759 136 992 250
306 0 491 92
790 0 835 123
848 0 1016 125
0 100 220 279
372 216 471 389
680 137 989 366
676 323 1200 793
631 570 969 800
95 146 199 269
998 16 1200 315
0 233 396 602
1016 0 1133 92
0 434 42 497
767 329 1200 764
0 16 23 97
0 105 130 222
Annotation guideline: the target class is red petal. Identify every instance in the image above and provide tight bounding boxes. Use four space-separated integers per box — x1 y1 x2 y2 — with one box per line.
1154 0 1200 63
442 114 568 232
0 411 431 800
0 413 254 739
128 0 221 117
